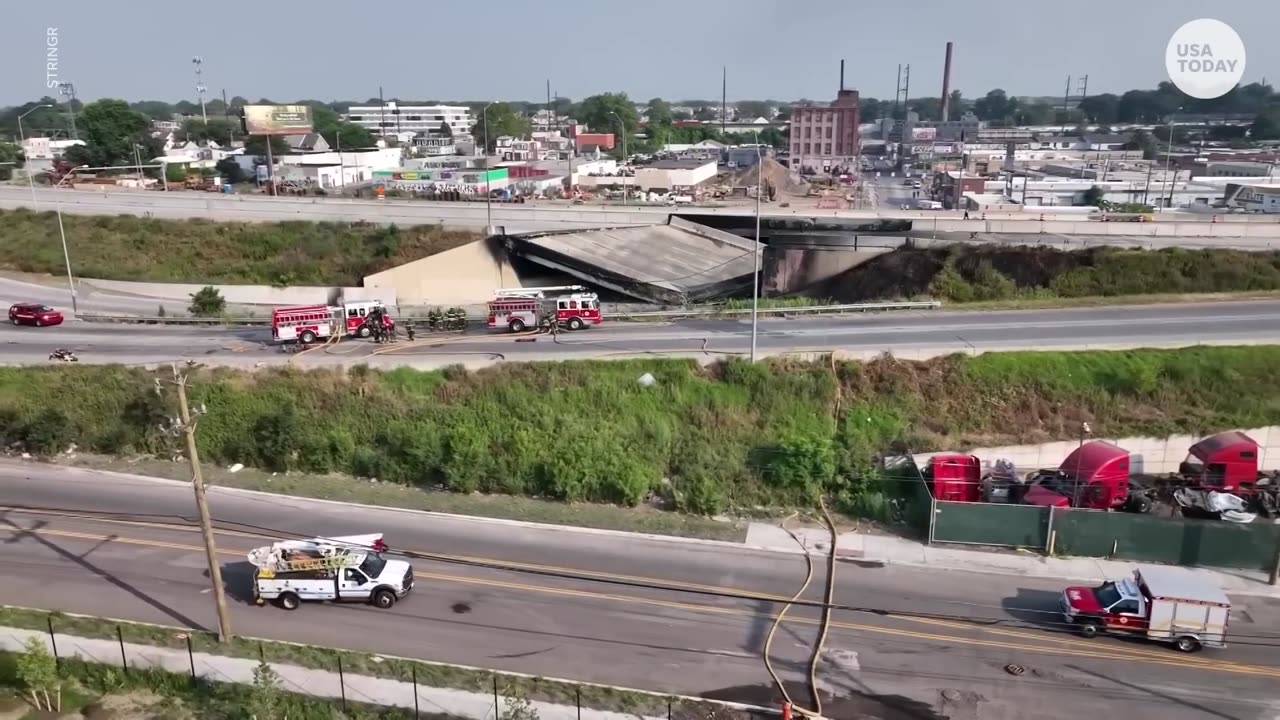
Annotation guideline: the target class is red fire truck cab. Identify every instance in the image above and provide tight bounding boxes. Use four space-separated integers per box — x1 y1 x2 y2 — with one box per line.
271 300 393 343
487 286 602 333
1061 565 1230 652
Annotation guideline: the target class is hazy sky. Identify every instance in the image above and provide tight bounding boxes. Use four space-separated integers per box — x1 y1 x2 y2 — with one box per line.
4 1 1276 106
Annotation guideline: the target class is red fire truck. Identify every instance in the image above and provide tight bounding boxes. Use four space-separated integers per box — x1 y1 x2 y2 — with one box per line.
272 300 394 343
486 286 602 333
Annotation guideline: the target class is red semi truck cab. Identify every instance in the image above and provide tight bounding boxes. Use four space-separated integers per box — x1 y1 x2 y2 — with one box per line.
1061 565 1230 653
1023 440 1135 511
1180 430 1269 494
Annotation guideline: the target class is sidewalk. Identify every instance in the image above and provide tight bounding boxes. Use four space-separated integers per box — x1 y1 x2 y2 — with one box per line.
0 626 676 720
744 523 1280 598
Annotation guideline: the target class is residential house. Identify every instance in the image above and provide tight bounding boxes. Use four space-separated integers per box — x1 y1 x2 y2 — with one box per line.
284 133 330 152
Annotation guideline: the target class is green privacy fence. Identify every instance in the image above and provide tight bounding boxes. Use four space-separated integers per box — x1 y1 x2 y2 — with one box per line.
1054 509 1280 572
930 500 1050 548
905 455 1280 570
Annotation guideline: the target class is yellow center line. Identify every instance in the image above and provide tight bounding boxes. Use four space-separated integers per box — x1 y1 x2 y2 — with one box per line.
4 524 1279 679
4 507 1271 670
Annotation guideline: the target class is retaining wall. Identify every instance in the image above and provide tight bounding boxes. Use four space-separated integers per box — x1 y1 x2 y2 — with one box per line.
82 279 395 307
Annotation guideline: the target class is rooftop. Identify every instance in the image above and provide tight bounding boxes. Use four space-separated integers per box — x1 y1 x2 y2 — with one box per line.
1137 565 1230 605
646 159 718 170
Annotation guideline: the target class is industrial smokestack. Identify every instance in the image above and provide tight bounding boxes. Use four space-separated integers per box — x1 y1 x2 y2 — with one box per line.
940 42 954 121
840 59 845 91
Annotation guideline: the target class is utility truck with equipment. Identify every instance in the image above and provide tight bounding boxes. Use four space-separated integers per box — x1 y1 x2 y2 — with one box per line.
248 534 413 610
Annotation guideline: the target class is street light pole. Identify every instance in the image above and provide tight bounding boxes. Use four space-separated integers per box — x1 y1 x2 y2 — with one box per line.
610 111 628 206
52 165 88 315
750 131 762 363
17 104 53 208
482 101 494 235
1160 115 1176 210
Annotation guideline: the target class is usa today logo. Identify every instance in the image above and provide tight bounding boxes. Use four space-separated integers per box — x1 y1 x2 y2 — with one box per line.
1166 19 1246 100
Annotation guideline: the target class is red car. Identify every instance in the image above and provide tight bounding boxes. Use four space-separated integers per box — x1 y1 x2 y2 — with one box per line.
8 303 64 327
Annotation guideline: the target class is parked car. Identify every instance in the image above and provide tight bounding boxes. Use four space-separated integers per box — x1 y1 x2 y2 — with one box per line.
8 303 64 327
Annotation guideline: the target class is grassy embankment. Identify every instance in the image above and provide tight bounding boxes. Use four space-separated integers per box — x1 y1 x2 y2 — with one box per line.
0 208 478 286
4 349 1279 536
807 244 1280 307
0 607 719 719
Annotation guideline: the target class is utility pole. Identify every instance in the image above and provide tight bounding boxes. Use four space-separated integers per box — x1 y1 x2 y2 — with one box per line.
58 82 78 140
193 57 208 124
721 66 727 137
166 366 233 642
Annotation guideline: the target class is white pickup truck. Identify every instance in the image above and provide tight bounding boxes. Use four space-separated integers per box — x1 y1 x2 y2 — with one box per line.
248 534 414 611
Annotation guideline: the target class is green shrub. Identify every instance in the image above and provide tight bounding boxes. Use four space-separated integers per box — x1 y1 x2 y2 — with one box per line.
187 286 226 317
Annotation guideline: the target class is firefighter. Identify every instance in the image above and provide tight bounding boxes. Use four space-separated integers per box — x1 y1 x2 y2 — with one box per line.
368 308 385 343
405 319 416 342
427 308 440 332
454 307 467 331
445 307 459 331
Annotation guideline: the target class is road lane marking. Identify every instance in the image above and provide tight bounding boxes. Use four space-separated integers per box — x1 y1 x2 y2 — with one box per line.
2 508 1268 669
3 524 1278 679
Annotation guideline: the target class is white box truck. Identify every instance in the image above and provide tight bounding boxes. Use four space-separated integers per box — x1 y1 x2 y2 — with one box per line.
248 534 414 611
1060 564 1230 652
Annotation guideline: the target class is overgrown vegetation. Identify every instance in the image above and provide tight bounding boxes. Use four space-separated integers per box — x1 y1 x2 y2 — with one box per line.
0 607 726 718
0 209 479 286
2 349 1277 520
812 245 1280 304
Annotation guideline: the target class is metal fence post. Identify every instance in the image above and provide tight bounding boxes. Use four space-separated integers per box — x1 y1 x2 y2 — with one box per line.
576 688 581 720
668 700 672 720
337 656 347 711
116 626 127 673
413 667 420 719
186 635 197 686
928 497 938 545
493 675 500 720
46 616 59 669
1045 504 1056 556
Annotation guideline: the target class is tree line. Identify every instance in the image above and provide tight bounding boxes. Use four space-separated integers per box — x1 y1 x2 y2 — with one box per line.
3 79 1277 179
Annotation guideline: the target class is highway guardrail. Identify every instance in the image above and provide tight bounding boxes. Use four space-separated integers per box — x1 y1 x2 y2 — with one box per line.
74 300 941 326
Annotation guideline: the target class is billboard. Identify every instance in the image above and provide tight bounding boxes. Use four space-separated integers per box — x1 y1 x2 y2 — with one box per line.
911 127 937 141
242 105 314 135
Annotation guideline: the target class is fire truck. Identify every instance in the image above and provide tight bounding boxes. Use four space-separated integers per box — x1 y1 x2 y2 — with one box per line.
486 286 602 333
1061 565 1230 652
271 300 394 343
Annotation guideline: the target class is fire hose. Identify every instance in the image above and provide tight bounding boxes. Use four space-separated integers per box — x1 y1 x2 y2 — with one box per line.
761 504 838 720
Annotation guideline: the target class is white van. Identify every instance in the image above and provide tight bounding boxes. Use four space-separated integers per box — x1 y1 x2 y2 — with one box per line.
249 535 414 611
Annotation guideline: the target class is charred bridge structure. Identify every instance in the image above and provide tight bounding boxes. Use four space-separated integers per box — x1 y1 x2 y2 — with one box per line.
502 214 918 304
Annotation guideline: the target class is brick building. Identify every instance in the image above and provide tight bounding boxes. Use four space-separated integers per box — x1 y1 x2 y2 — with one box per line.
789 89 860 174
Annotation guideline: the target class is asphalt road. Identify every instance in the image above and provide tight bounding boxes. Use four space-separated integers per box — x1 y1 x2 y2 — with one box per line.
1 464 1278 719
1 300 1278 369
